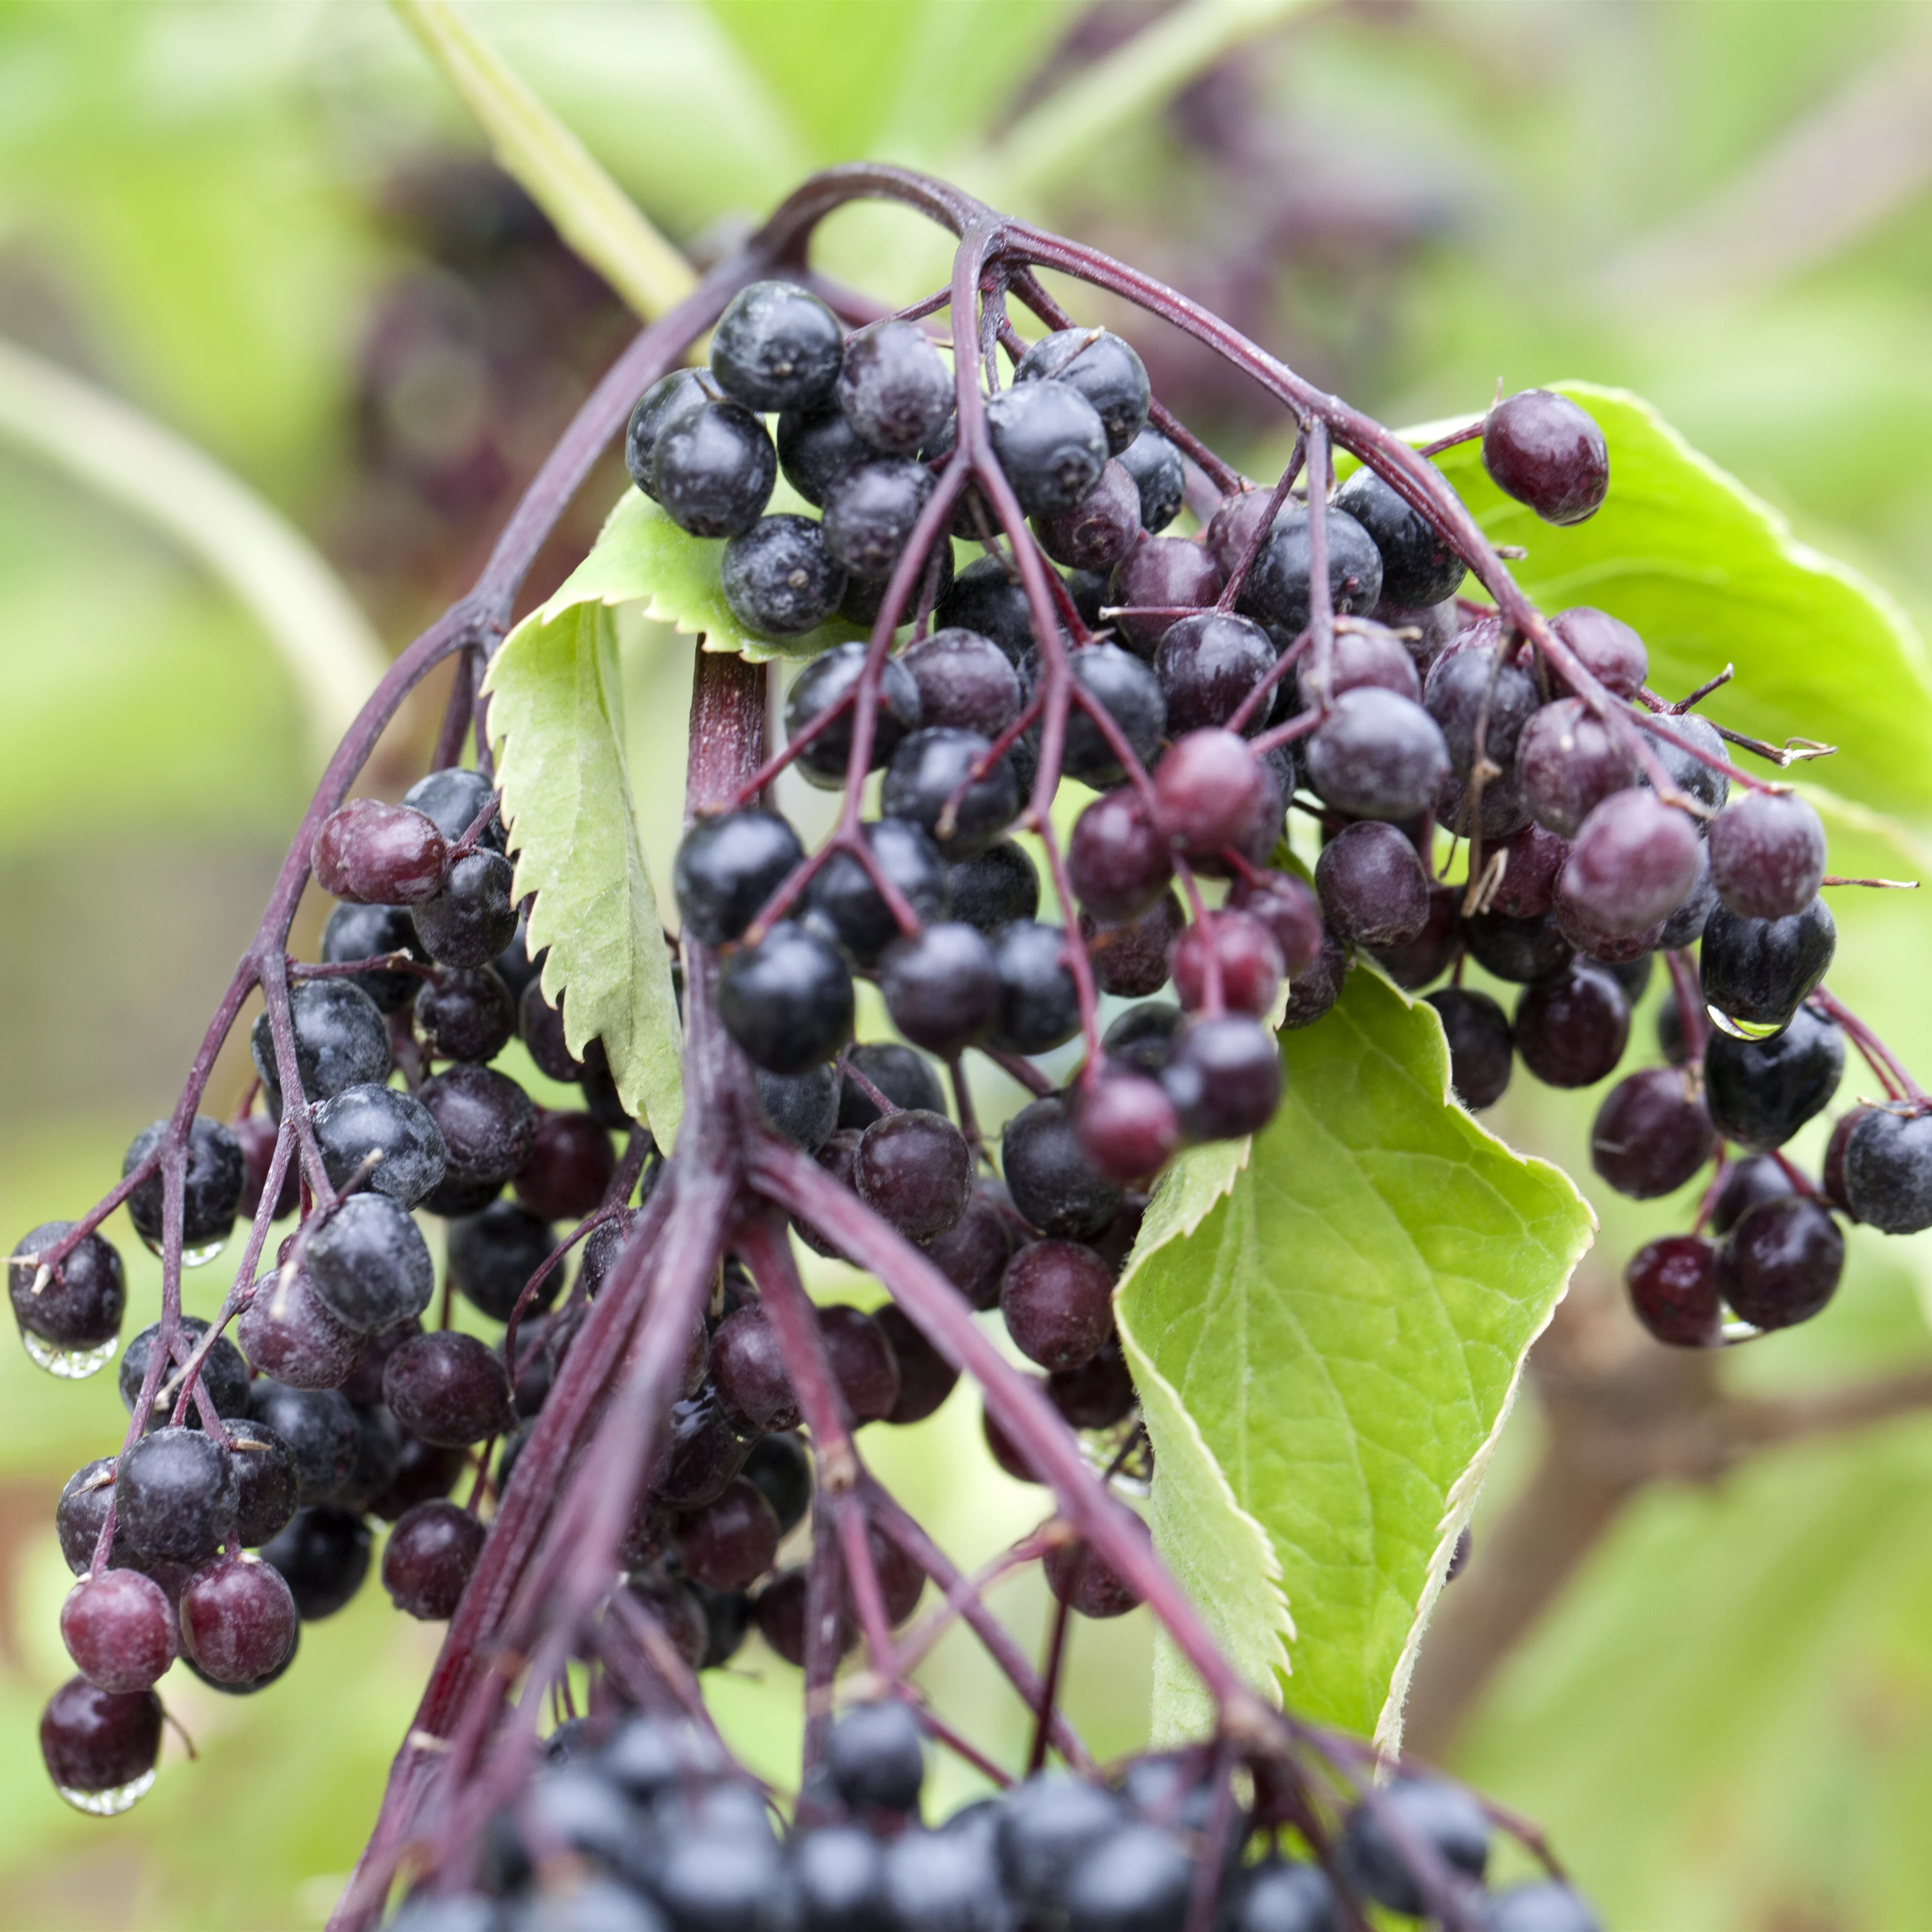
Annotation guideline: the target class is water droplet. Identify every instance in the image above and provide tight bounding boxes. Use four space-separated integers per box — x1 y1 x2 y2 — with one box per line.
1706 1004 1782 1042
140 1234 230 1268
56 1769 155 1816
20 1329 118 1381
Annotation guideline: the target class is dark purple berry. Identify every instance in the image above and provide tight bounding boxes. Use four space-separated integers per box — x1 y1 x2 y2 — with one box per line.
717 922 855 1075
447 1199 562 1322
1340 1775 1490 1916
1843 1106 1932 1234
1717 1196 1844 1329
652 398 776 537
1700 898 1835 1036
1169 911 1283 1016
722 514 846 637
1036 460 1141 573
1590 1067 1715 1198
259 1506 371 1620
1626 1236 1721 1347
674 807 805 947
626 369 705 501
60 1569 176 1694
1426 988 1513 1109
312 1081 448 1208
384 1330 513 1446
1154 610 1274 737
40 1677 161 1806
710 280 843 413
413 849 518 970
1482 389 1608 524
1550 607 1646 699
947 840 1040 936
1333 464 1464 607
179 1553 298 1685
1116 428 1185 535
988 379 1110 517
122 1115 246 1256
1704 1007 1843 1151
1559 790 1703 938
1069 788 1172 925
415 966 516 1063
1316 819 1430 948
1238 504 1384 638
1004 1096 1124 1240
873 1304 959 1424
319 901 422 1014
855 1109 974 1241
820 1304 901 1425
1304 688 1451 822
1513 963 1630 1088
9 1220 124 1358
882 727 1020 857
1227 870 1324 978
1161 1016 1283 1140
838 320 952 457
514 1111 615 1222
777 404 869 505
1708 791 1828 921
312 799 448 906
116 1427 236 1566
1085 893 1185 999
1001 1241 1114 1371
675 1479 780 1593
1015 328 1150 453
383 1498 487 1620
1516 700 1637 838
1711 1154 1796 1235
922 1190 1015 1312
304 1190 436 1333
711 1306 800 1435
991 921 1081 1054
1110 535 1220 655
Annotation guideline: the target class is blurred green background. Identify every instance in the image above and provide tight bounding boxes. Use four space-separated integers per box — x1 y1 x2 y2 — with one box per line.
5 0 1932 1925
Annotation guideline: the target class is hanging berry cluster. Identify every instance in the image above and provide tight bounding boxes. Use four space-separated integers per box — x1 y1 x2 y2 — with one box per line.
10 162 1922 1932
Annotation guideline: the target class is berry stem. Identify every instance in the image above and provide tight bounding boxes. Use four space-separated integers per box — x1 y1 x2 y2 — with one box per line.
1811 987 1926 1104
1214 434 1306 613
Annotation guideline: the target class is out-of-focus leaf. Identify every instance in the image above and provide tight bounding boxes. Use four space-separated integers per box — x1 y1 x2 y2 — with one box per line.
1415 384 1932 814
485 599 683 1143
1118 970 1594 1747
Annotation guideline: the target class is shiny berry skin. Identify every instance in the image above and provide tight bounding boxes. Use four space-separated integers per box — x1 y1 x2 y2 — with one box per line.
1717 1196 1844 1329
625 369 705 500
1701 898 1835 1035
415 965 516 1063
855 1109 974 1241
259 1505 371 1620
652 398 776 537
737 1433 812 1542
122 1114 245 1255
1154 610 1274 737
249 1379 358 1506
1004 1096 1124 1241
1626 1235 1721 1347
116 1427 236 1566
757 1065 841 1154
1333 463 1464 607
1015 328 1150 454
1551 606 1647 699
179 1552 298 1685
1708 790 1828 921
1482 389 1608 525
304 1190 437 1334
312 1082 448 1208
513 1111 614 1222
826 1697 927 1814
786 644 923 789
1490 821 1571 921
1033 641 1166 788
711 1306 801 1435
1116 427 1185 535
1085 892 1184 1000
236 1268 359 1391
991 921 1082 1054
922 1191 1015 1312
1463 910 1573 985
118 1315 250 1435
311 798 448 908
1426 987 1514 1110
1281 927 1349 1030
937 555 1036 661
776 403 869 507
1047 1339 1137 1430
753 1569 836 1667
1560 789 1703 938
1703 1007 1843 1151
1036 459 1141 573
56 1459 124 1576
447 1199 562 1322
1169 910 1284 1016
1161 1016 1283 1140
872 1304 959 1424
1658 842 1718 951
1077 1067 1181 1183
1305 688 1451 822
902 627 1021 742
1843 1107 1932 1234
382 1498 487 1620
675 807 804 948
319 901 423 1013
1101 1002 1183 1076
404 766 504 849
1516 700 1638 838
1340 1775 1490 1915
9 1220 124 1354
1652 708 1730 815
837 319 953 456
987 379 1110 517
1316 820 1430 949
882 727 1021 857
810 819 948 967
1423 637 1539 781
650 1395 751 1512
40 1676 161 1802
674 1479 780 1592
1371 882 1463 990
1152 729 1272 859
1711 1154 1795 1234
384 1330 514 1446
721 514 846 638
1227 869 1324 977
710 280 843 412
1513 963 1629 1088
1069 788 1172 926
60 1569 176 1694
1590 1067 1715 1199
1001 1240 1114 1371
839 1042 947 1129
1110 533 1221 655
413 848 518 971
820 1305 902 1424
1051 1538 1136 1615
822 458 935 580
1239 505 1384 638
717 922 855 1075
983 1396 1044 1483
947 840 1040 935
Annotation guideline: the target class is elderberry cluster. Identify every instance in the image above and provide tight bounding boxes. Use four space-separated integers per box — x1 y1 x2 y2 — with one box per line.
19 766 653 1812
386 1704 1598 1932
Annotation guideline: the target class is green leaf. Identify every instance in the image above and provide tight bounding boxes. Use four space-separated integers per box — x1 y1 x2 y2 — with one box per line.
534 487 866 665
1117 969 1595 1748
1413 383 1932 814
484 599 683 1145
